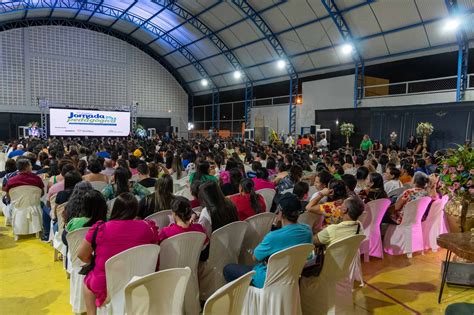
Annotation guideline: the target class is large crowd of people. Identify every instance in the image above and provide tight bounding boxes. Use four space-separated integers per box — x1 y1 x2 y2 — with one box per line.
0 133 462 314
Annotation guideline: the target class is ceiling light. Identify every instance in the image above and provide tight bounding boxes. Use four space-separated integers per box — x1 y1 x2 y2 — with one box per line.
443 18 461 32
341 43 354 55
277 59 286 69
201 79 208 87
296 97 302 104
187 123 194 131
233 70 242 79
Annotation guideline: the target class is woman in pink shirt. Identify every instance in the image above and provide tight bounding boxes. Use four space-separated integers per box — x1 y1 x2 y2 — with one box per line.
77 193 159 314
252 167 276 191
158 196 208 245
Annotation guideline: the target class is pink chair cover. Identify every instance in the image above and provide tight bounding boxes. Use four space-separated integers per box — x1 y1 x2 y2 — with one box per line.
422 195 449 252
383 197 432 257
360 199 391 260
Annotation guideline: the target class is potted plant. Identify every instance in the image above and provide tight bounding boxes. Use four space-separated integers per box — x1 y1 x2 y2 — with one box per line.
416 122 434 153
440 144 474 233
339 123 354 149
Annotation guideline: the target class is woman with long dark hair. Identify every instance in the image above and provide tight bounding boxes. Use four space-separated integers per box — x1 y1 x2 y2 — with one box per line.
64 181 93 224
359 172 388 203
189 160 217 184
230 178 266 220
220 168 242 196
308 179 349 225
101 167 149 201
138 174 175 219
198 181 238 237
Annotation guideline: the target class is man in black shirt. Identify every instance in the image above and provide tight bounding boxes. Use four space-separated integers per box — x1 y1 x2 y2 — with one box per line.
137 162 156 188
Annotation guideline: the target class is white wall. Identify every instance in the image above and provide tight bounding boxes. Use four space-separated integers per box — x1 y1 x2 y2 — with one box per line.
0 26 188 131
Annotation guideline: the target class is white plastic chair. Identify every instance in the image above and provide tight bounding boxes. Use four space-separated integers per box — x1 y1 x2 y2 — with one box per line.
160 232 206 315
97 244 160 315
124 267 191 315
144 210 172 229
199 221 248 300
387 185 409 198
383 197 432 258
203 271 255 315
256 188 276 212
360 198 391 261
53 202 67 262
66 227 89 314
298 211 324 230
175 187 193 200
239 213 275 265
242 244 314 315
90 181 108 192
300 235 366 315
422 195 449 252
9 185 43 240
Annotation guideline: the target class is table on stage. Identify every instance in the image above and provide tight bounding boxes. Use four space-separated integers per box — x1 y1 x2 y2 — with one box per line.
437 232 474 303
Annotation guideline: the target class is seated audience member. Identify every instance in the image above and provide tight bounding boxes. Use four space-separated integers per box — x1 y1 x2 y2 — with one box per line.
3 159 44 194
189 160 217 184
246 161 262 179
230 178 266 221
138 174 174 219
64 181 94 224
252 167 276 191
48 159 74 188
307 170 333 204
23 152 41 172
384 167 403 194
388 172 438 225
266 157 278 178
414 158 430 175
157 196 208 246
314 196 365 246
101 159 115 177
136 162 156 188
48 163 76 204
221 168 242 196
82 159 108 183
170 155 185 180
55 171 82 205
219 158 239 185
355 166 369 194
0 159 17 180
293 181 310 212
96 145 110 159
276 165 303 195
358 173 388 203
7 144 25 159
66 190 107 233
307 179 348 225
101 167 149 201
78 193 159 313
399 163 414 185
424 154 437 175
198 181 239 238
190 180 202 209
223 193 312 288
341 174 357 197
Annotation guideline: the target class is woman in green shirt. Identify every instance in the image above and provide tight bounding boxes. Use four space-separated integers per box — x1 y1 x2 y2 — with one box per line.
360 134 373 155
189 160 218 185
102 167 150 201
66 190 108 232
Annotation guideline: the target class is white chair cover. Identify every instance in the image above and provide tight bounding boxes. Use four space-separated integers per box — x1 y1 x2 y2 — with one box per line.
9 185 43 239
53 203 67 257
422 195 449 252
144 210 172 229
175 187 193 200
300 235 366 315
106 198 116 218
242 244 314 315
239 213 275 265
97 244 160 315
160 232 206 315
383 197 432 258
256 189 276 212
360 198 391 260
387 185 410 198
124 267 191 315
90 181 108 192
199 221 248 300
66 227 89 314
203 271 255 315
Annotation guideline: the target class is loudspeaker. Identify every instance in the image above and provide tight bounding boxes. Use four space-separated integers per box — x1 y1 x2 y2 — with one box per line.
310 125 317 134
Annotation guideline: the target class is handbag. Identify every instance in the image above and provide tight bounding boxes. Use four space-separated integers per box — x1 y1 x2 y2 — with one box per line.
78 222 104 276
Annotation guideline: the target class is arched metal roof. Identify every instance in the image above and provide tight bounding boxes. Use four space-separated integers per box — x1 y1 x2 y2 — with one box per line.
1 0 473 96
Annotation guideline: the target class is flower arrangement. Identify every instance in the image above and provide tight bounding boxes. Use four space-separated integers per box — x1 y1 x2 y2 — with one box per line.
439 144 474 199
416 122 434 136
27 121 39 128
339 122 355 137
134 124 147 138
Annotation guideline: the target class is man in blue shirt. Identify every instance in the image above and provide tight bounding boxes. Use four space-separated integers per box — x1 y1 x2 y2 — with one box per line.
223 193 313 288
7 144 25 159
96 145 110 159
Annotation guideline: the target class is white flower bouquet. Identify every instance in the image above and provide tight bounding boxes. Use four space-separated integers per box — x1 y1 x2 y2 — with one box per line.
416 122 434 136
340 122 355 137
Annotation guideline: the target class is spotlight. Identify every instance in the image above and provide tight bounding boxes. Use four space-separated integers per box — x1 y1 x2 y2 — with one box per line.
341 43 354 55
336 119 339 125
201 79 208 87
296 97 302 104
443 18 460 32
233 70 242 79
187 123 194 131
277 59 286 69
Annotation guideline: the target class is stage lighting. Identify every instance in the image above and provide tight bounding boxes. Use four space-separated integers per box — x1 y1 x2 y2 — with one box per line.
296 97 302 104
233 70 242 79
201 79 208 86
443 18 460 32
277 59 286 69
341 43 354 55
336 119 339 125
188 123 194 131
